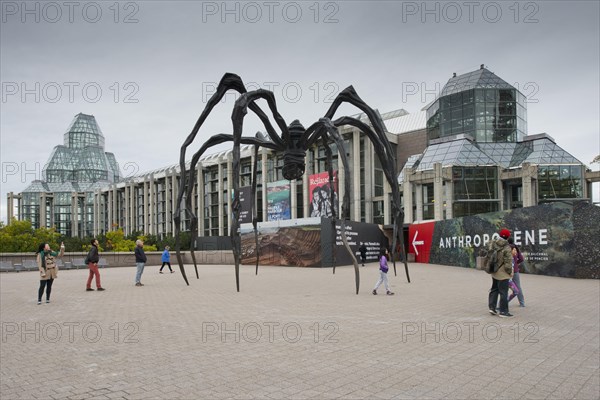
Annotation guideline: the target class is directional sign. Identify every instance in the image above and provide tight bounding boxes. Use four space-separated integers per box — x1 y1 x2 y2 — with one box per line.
408 221 435 263
412 230 425 256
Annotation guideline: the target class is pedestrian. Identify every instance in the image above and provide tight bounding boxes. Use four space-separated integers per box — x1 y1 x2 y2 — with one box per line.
372 248 394 295
160 245 173 273
36 242 65 304
508 237 526 307
85 238 105 291
359 243 367 267
134 239 147 286
488 228 514 317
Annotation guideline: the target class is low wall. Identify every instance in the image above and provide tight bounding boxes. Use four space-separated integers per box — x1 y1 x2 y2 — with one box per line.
0 251 234 268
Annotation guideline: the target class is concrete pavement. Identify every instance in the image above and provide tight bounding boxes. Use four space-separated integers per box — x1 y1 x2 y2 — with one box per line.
1 262 598 399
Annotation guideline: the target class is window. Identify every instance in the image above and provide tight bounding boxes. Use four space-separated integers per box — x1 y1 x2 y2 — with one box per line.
538 165 584 201
422 183 434 220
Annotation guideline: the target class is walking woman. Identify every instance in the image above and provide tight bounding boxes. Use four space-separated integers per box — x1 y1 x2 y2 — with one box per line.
36 242 65 304
372 248 395 295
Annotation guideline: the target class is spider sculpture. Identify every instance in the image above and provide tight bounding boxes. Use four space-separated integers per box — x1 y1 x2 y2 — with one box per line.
174 73 410 294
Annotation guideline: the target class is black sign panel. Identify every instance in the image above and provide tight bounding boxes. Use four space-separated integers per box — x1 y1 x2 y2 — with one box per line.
321 218 389 267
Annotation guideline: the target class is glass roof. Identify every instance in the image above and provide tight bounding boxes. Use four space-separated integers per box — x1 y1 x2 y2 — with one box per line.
63 113 105 149
41 114 121 184
440 67 515 97
22 180 109 193
398 155 421 184
400 135 584 176
416 139 496 171
515 138 581 166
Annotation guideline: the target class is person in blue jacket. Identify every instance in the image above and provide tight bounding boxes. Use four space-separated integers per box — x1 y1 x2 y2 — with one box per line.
160 245 173 273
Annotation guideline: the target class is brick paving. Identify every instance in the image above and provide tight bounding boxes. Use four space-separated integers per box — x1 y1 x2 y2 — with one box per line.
1 262 598 399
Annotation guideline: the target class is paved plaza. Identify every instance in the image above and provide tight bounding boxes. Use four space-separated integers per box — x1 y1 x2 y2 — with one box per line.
1 262 598 399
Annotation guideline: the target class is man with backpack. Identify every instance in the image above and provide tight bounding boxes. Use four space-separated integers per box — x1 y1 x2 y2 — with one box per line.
486 228 514 317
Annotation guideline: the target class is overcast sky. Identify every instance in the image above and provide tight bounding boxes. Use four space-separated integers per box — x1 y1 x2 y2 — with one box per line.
1 0 599 223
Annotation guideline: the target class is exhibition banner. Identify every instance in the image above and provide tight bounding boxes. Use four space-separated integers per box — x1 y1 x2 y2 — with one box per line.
266 180 291 221
308 171 339 218
408 201 599 278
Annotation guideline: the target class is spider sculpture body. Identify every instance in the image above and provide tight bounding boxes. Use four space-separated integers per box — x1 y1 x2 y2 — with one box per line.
174 73 410 293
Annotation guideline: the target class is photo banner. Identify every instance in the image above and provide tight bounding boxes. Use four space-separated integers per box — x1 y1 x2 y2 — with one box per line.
266 180 291 221
407 201 599 279
309 171 339 218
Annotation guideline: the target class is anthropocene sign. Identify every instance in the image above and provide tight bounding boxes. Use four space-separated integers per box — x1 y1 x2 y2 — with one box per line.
408 201 599 279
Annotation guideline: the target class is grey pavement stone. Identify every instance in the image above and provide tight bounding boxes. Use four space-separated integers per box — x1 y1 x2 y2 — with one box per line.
1 262 598 399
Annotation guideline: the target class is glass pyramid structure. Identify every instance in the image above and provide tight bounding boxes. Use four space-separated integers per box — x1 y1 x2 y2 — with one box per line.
439 67 515 96
18 113 121 236
24 113 121 193
401 134 583 175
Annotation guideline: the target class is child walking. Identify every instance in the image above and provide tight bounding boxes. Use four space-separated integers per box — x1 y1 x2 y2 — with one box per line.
372 248 394 295
160 245 173 273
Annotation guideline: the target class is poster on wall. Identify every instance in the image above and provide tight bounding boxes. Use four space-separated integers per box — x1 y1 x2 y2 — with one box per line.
321 218 389 267
237 186 253 224
309 171 339 218
241 220 322 267
407 201 599 279
266 180 291 221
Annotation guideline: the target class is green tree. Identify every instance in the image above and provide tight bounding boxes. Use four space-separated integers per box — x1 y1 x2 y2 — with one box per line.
0 220 60 253
136 234 157 251
105 229 136 251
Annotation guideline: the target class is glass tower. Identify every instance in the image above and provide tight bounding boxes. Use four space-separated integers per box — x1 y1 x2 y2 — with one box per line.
16 113 121 237
401 65 586 220
426 66 527 144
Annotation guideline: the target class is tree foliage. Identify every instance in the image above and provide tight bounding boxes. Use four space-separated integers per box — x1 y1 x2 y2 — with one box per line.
0 220 60 253
1 221 183 253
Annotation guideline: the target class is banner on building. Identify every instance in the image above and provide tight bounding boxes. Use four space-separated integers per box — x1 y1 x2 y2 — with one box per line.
408 201 599 279
241 219 322 267
266 180 291 221
237 186 253 224
308 171 339 218
239 218 389 268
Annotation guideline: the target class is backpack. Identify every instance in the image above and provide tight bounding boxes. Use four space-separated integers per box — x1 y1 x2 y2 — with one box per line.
84 248 92 265
479 245 499 274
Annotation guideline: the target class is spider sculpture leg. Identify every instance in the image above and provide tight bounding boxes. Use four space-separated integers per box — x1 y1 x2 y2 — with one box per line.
322 132 337 272
175 73 283 285
230 89 289 291
301 119 358 293
250 141 261 275
333 115 411 283
184 134 278 285
322 86 411 283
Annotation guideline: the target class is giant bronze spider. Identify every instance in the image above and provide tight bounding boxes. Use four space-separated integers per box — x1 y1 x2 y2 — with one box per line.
174 73 410 293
